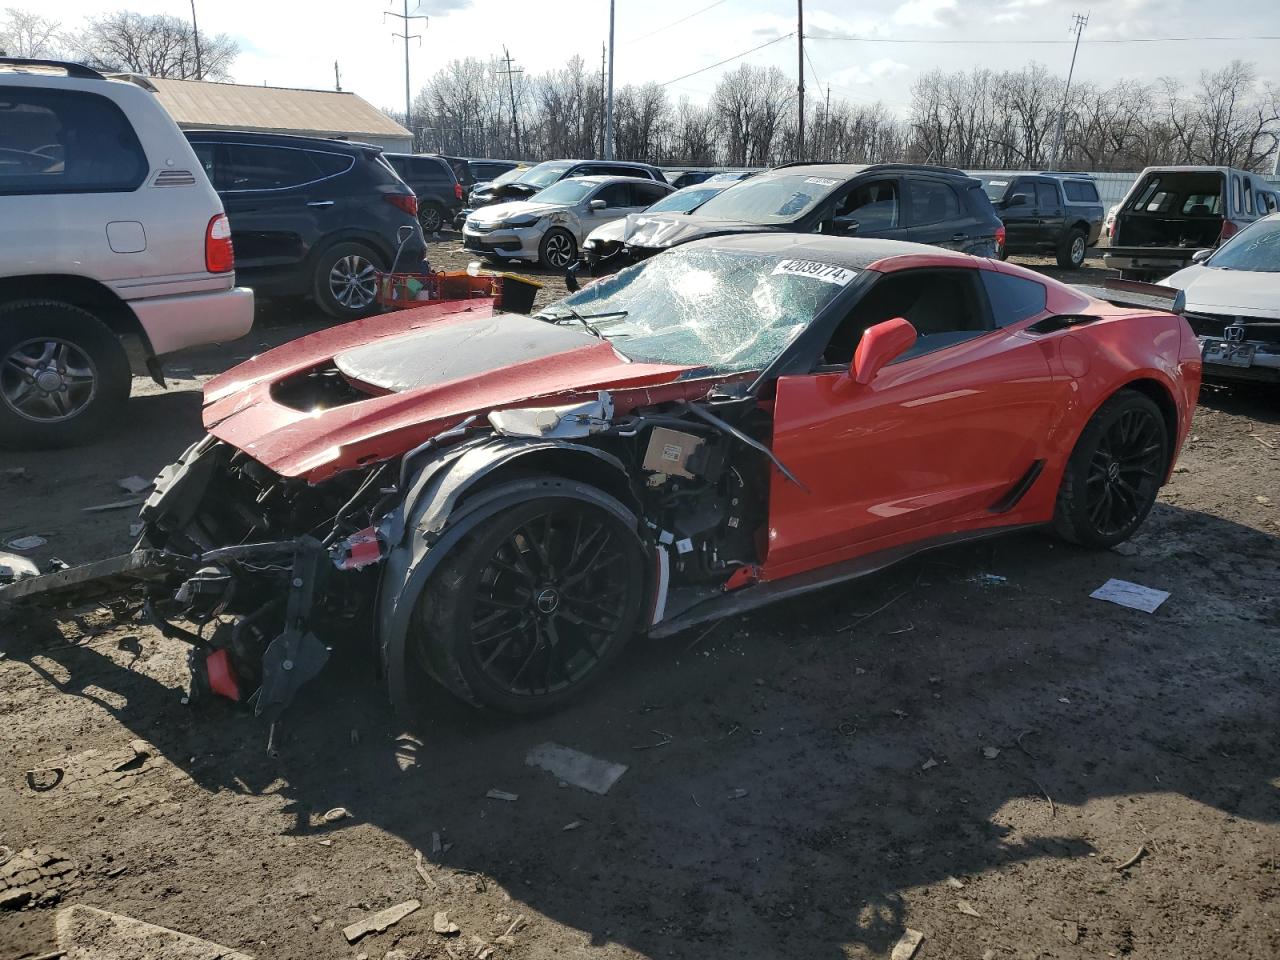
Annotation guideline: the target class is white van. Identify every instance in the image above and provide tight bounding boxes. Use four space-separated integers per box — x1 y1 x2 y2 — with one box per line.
0 57 253 448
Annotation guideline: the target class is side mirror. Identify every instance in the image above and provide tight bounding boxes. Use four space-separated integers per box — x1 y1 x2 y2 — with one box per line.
837 218 860 235
850 317 917 385
1004 194 1028 208
589 199 607 211
1191 248 1213 264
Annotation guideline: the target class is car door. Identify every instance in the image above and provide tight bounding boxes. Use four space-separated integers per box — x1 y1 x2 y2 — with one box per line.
630 181 671 213
821 177 908 241
1000 178 1038 249
1035 180 1064 241
764 266 1060 577
581 181 635 236
904 178 968 249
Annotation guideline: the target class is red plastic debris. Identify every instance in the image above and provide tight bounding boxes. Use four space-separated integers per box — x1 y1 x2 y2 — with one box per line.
206 648 241 701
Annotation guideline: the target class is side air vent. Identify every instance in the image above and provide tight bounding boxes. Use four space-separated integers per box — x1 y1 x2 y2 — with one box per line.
1027 314 1102 334
153 169 196 187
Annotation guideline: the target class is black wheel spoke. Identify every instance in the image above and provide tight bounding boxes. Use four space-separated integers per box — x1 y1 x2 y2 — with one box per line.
1080 403 1166 539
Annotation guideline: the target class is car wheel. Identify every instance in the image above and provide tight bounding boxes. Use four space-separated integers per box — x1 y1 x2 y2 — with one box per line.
1052 390 1168 548
1057 229 1087 269
418 202 444 234
412 492 647 714
538 229 577 270
0 300 129 450
313 242 385 320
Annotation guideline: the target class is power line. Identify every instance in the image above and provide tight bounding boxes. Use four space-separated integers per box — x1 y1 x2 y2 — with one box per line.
623 0 731 45
808 32 1280 45
661 32 794 87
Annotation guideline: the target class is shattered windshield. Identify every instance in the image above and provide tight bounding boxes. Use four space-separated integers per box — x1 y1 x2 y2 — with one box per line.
647 186 723 214
537 248 854 371
691 173 844 224
1209 218 1280 272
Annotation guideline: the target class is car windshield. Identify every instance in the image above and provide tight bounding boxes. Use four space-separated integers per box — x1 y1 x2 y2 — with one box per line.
536 248 853 371
490 166 527 186
519 161 574 189
690 173 843 224
646 186 723 214
530 179 596 205
1208 217 1280 272
981 178 1011 201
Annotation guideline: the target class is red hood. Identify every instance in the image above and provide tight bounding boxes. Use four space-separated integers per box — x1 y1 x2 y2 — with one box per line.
202 300 698 481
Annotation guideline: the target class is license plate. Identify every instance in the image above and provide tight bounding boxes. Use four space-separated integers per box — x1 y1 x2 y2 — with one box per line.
1202 340 1255 367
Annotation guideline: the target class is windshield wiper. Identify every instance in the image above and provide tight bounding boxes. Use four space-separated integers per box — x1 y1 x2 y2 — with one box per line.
543 307 630 339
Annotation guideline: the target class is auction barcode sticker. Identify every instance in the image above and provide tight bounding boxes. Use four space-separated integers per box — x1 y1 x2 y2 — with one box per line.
772 259 857 285
804 177 839 186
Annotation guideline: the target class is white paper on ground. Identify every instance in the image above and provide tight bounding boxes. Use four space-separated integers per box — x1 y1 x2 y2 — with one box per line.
1089 578 1170 613
525 742 628 795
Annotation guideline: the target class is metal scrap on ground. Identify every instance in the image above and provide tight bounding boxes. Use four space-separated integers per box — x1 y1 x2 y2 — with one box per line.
524 742 629 795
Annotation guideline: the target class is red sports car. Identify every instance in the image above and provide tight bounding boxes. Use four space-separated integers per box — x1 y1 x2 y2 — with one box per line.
1 235 1201 721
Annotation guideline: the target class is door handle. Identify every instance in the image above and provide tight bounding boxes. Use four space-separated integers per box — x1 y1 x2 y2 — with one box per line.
306 200 334 207
951 233 967 242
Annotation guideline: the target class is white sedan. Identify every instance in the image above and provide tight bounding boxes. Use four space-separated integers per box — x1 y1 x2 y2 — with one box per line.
462 175 674 269
1163 212 1280 385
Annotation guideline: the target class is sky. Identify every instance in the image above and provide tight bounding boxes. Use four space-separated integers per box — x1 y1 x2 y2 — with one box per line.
42 0 1280 116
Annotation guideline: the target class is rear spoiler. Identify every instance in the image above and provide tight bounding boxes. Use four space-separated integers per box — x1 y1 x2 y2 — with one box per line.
1075 279 1179 312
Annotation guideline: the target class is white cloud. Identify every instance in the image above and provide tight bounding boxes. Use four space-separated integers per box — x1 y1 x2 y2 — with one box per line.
411 0 473 15
891 0 958 28
829 58 911 87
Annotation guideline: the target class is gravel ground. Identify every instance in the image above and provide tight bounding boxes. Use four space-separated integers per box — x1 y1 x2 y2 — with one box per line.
1 241 1277 960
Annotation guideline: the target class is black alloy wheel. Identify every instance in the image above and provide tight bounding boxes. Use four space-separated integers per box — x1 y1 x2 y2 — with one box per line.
1054 390 1168 548
414 494 646 713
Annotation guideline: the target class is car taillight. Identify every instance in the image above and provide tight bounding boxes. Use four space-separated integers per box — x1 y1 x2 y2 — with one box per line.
455 182 464 201
205 214 234 273
1220 219 1239 242
386 194 418 217
995 224 1006 249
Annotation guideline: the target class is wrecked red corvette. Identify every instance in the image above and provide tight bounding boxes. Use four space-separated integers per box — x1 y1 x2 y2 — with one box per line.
0 235 1201 724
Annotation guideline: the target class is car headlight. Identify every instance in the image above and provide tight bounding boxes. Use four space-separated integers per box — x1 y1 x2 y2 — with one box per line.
503 214 541 229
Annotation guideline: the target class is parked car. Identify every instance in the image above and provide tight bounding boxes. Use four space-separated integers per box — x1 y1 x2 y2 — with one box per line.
466 159 667 213
605 162 1004 267
579 181 735 272
981 172 1103 268
384 153 464 233
2 235 1202 721
1104 165 1280 280
0 58 253 448
1104 202 1120 239
1162 212 1280 385
187 130 425 320
445 157 521 191
462 175 674 268
665 169 754 189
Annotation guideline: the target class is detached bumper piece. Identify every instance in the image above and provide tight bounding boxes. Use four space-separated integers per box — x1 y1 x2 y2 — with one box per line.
0 549 191 607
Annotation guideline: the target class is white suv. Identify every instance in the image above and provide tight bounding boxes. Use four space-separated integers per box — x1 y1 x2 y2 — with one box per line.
0 58 253 448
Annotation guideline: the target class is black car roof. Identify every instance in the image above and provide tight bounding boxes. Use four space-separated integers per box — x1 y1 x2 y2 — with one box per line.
678 233 972 270
769 161 973 180
183 129 377 153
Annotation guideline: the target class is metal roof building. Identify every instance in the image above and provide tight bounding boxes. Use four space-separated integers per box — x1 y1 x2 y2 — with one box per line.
134 76 413 153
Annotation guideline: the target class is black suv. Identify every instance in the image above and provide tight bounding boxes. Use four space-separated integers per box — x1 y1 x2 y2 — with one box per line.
385 153 464 234
439 156 521 191
612 162 1003 264
981 172 1104 268
467 158 667 211
187 131 425 320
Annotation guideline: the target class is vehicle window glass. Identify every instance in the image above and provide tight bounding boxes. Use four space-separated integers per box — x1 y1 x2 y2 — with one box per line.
981 178 1010 202
646 185 721 213
386 155 410 178
834 179 898 232
310 151 353 178
632 182 670 206
1035 183 1059 209
594 183 633 208
1143 191 1173 213
822 269 992 366
518 161 573 189
190 141 221 189
1181 193 1221 215
907 180 959 226
1063 181 1099 202
1131 177 1160 210
694 173 843 224
1243 178 1254 215
0 88 147 195
980 272 1047 327
1264 193 1279 214
530 179 595 205
1009 180 1036 206
1232 175 1242 214
413 158 446 180
1206 217 1280 272
473 163 510 180
222 144 322 190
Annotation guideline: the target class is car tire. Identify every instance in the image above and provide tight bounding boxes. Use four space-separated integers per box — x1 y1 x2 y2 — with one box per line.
418 202 444 235
411 491 647 714
538 228 577 270
1057 229 1088 269
1052 390 1168 549
313 241 385 321
0 300 130 450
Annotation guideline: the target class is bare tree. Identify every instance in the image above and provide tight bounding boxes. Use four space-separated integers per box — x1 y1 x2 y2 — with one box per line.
0 7 62 58
613 82 670 161
74 11 238 80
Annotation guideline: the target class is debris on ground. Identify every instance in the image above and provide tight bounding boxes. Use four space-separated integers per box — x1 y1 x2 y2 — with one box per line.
1061 919 1082 943
433 910 461 935
322 807 351 823
982 746 1000 759
890 928 926 960
485 789 518 802
80 496 148 513
524 742 629 795
945 876 965 889
562 820 583 831
1089 578 1170 613
413 849 438 889
342 899 421 943
728 788 749 800
5 534 47 551
1 466 26 481
956 899 983 918
495 914 526 945
117 475 153 494
921 758 938 771
971 573 1008 586
56 904 254 958
1111 541 1140 557
1114 844 1147 871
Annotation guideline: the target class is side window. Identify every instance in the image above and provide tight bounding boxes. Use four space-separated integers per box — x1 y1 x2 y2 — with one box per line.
0 88 147 195
1243 178 1254 215
1009 179 1036 206
189 141 223 189
1263 192 1279 214
310 151 353 178
1232 175 1242 214
908 180 961 225
1035 182 1059 209
821 269 993 366
631 182 670 207
835 179 899 232
413 157 448 181
594 183 632 208
223 144 322 190
1063 181 1099 202
981 272 1047 328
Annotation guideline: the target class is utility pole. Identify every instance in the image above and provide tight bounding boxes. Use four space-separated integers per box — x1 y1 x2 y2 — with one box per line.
189 0 202 80
823 84 830 161
796 0 805 160
386 1 427 135
1048 11 1088 171
599 44 607 158
605 0 616 160
497 47 523 158
334 61 341 91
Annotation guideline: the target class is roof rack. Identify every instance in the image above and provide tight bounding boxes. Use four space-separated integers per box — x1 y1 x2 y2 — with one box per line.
771 160 970 178
0 57 106 80
1038 170 1097 179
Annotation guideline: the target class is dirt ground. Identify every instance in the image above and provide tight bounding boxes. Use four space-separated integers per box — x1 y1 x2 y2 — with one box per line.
1 240 1278 960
